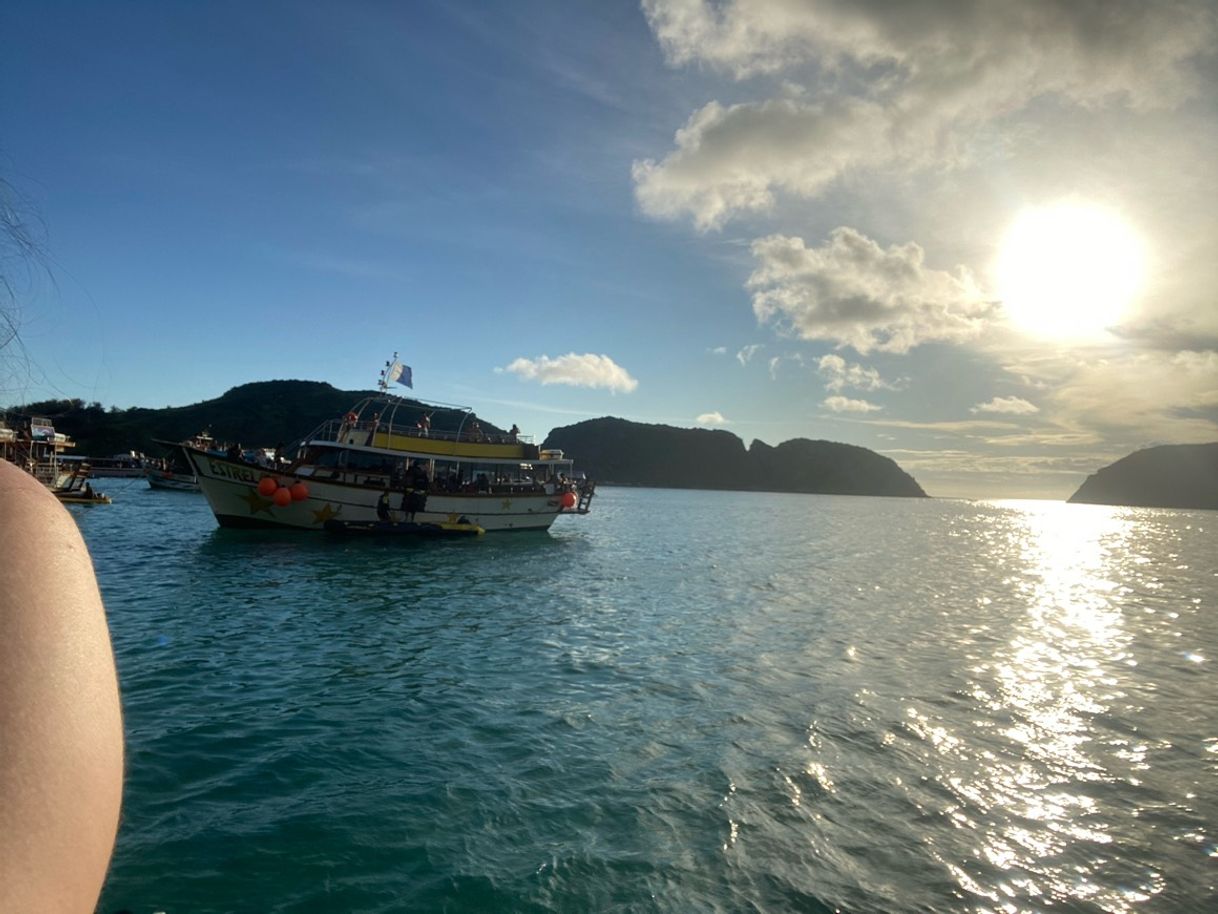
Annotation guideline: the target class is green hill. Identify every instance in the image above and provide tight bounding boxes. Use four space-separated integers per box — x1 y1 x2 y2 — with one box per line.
6 380 501 456
1068 443 1218 510
542 417 927 497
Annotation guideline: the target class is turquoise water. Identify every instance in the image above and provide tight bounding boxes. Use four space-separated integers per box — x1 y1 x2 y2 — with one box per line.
76 485 1217 913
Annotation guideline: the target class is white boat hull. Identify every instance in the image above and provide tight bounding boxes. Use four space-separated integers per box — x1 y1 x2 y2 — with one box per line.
146 468 200 491
185 451 565 532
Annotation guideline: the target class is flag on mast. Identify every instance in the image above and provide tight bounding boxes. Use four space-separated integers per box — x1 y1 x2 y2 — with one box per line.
385 358 412 389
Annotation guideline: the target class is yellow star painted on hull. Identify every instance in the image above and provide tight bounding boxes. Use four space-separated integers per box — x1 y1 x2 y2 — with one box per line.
311 503 342 524
240 490 276 515
501 498 512 510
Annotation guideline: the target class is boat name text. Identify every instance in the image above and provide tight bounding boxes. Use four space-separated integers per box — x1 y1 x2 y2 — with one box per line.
208 460 261 484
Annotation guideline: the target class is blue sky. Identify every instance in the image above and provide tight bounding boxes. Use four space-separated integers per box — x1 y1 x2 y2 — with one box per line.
3 1 1216 498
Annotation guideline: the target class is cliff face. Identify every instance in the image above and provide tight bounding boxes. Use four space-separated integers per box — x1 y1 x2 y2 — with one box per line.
543 418 927 497
1068 443 1218 510
749 438 927 497
540 417 750 490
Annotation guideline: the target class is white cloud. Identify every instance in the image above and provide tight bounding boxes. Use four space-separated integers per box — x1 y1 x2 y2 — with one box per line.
971 396 1040 415
817 353 896 392
767 352 803 379
1043 349 1218 442
500 353 639 393
749 228 991 353
823 395 881 413
643 0 1212 95
636 1 1216 229
708 345 728 355
633 97 888 231
696 411 728 425
842 416 1021 434
736 343 764 365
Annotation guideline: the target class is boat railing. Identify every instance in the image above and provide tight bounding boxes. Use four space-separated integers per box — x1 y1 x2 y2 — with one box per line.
308 417 535 447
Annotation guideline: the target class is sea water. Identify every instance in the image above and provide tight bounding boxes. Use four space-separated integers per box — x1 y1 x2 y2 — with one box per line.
75 484 1216 913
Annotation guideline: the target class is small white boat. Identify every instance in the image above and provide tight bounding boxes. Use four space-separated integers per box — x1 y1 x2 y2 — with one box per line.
69 451 148 478
145 467 201 491
145 433 221 492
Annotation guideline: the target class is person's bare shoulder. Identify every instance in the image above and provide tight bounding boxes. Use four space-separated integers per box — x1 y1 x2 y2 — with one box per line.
0 460 124 912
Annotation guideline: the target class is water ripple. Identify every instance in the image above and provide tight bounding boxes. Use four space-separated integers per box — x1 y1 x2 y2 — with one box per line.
74 489 1218 913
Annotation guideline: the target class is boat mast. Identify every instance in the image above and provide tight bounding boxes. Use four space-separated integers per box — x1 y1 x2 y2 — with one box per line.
377 352 400 394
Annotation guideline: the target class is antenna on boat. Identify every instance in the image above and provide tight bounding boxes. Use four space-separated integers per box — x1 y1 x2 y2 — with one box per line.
377 353 398 393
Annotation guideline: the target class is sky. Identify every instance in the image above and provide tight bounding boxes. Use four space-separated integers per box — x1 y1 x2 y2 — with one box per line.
2 0 1216 499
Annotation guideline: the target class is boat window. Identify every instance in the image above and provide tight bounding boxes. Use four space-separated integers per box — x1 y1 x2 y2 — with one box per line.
345 451 396 472
312 448 342 467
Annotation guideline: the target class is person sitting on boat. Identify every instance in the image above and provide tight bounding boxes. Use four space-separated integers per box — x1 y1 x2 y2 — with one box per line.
226 442 242 461
377 490 391 521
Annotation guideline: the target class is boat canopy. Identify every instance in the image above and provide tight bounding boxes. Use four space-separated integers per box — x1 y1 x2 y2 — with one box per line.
300 394 553 465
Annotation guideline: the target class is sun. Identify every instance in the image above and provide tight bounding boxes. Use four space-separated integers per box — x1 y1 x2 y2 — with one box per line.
996 202 1146 340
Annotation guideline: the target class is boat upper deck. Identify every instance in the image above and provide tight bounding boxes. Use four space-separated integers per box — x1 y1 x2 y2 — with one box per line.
303 398 569 466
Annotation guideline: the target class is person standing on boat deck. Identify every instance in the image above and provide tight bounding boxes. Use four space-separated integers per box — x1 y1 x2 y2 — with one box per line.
408 461 429 491
401 485 426 522
377 490 391 521
399 463 427 522
417 412 431 437
509 423 519 443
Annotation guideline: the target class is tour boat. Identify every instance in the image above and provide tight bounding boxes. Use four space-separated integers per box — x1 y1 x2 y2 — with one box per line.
1 413 108 501
182 362 595 532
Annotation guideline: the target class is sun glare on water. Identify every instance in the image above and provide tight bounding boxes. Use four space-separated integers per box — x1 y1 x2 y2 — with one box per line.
996 202 1147 340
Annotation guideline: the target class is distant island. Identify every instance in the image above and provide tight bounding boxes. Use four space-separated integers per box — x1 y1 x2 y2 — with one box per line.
7 381 927 499
545 417 926 497
1068 443 1218 510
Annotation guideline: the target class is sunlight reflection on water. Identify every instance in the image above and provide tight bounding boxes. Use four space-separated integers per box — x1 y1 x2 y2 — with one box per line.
936 502 1198 912
983 505 1137 909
